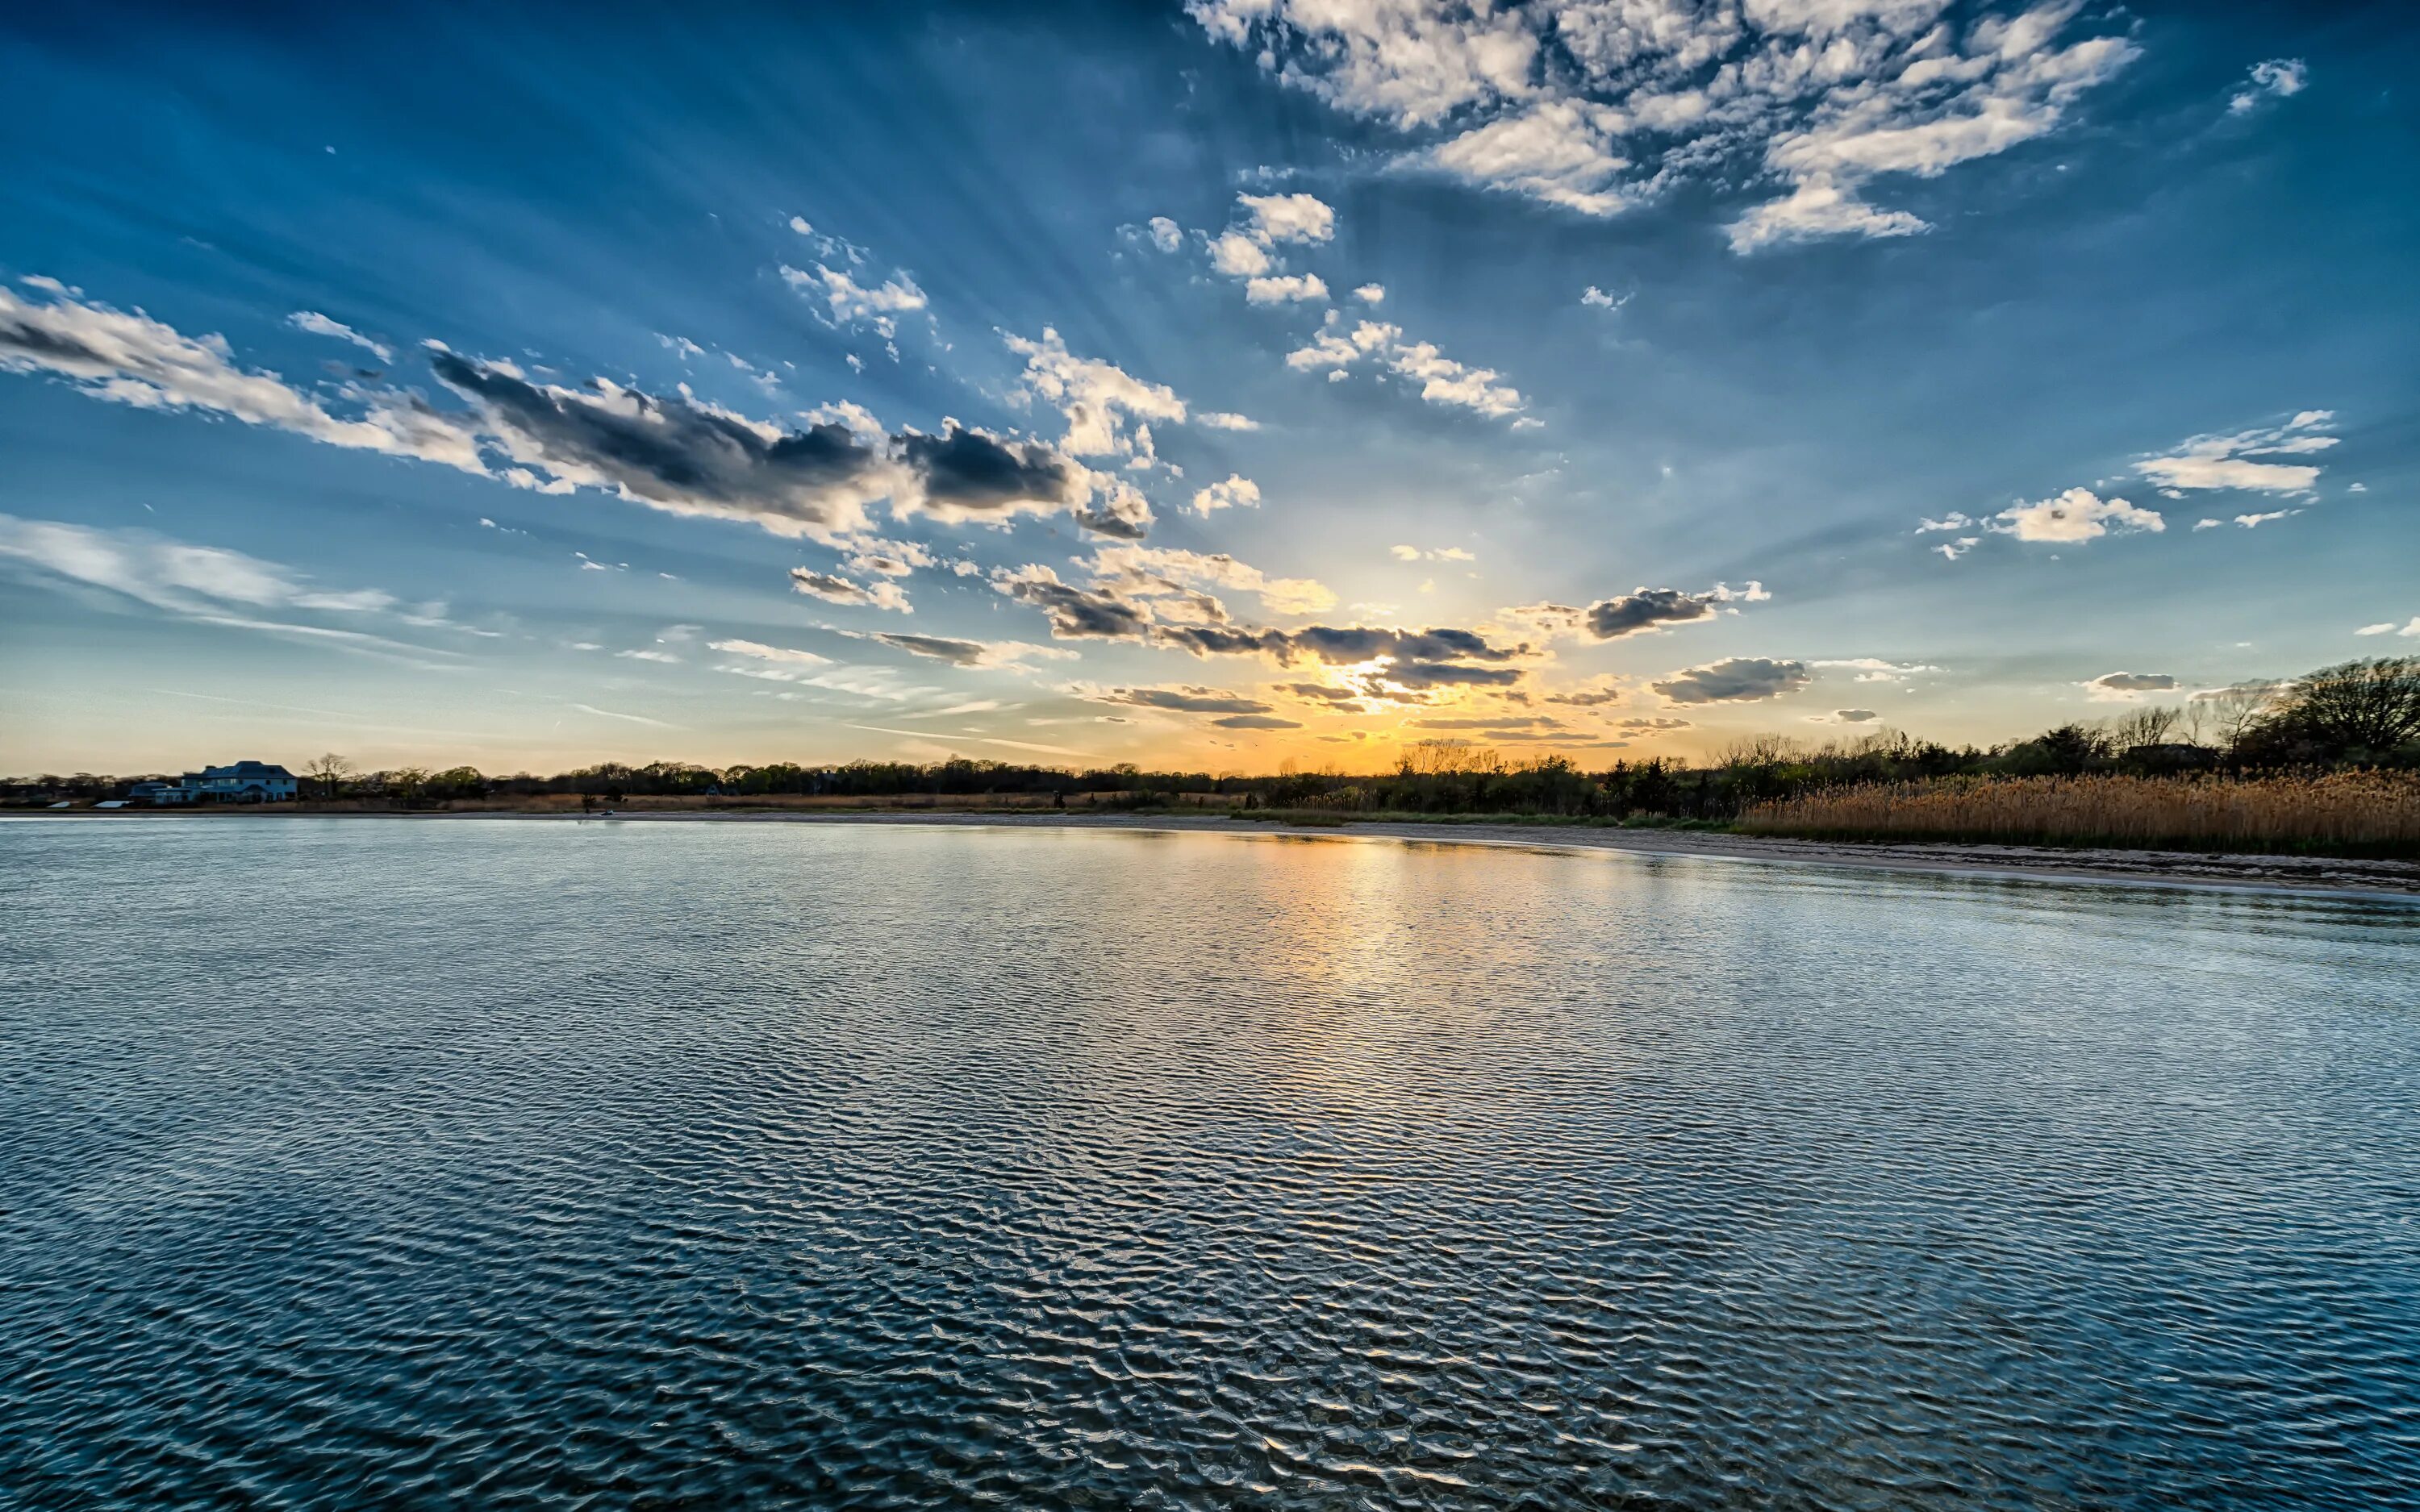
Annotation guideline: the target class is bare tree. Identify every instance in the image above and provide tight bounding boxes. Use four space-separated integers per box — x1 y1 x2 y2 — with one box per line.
2107 706 2181 751
1720 734 1800 768
2197 682 2280 756
1397 738 1506 777
302 752 355 802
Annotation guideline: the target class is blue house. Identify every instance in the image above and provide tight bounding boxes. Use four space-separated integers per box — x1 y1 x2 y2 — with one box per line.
177 761 299 803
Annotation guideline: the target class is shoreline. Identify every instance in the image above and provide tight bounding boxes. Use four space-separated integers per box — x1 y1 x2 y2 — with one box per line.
25 806 2418 901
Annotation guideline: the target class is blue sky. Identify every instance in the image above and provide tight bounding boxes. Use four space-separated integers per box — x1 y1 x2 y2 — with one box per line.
2 1 2413 776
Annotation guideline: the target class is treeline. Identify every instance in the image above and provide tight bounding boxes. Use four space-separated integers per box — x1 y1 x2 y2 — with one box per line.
11 656 2417 822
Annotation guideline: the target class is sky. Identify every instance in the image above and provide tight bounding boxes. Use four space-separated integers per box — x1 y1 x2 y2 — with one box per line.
2 2 2414 777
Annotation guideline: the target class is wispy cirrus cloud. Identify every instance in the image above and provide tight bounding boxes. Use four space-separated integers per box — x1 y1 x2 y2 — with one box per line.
289 310 392 363
814 625 1079 670
0 510 468 662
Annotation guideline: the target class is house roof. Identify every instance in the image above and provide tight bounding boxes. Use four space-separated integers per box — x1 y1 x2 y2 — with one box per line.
198 761 297 781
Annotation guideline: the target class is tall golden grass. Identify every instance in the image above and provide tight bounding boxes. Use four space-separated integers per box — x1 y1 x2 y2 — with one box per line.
1737 772 2420 856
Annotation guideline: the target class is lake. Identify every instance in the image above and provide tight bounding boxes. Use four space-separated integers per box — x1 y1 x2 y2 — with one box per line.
2 817 2415 1507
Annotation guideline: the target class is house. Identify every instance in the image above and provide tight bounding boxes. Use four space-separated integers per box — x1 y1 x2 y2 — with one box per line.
128 781 194 806
180 761 300 803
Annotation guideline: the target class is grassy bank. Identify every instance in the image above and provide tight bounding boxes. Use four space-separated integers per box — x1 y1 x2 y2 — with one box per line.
1737 772 2420 859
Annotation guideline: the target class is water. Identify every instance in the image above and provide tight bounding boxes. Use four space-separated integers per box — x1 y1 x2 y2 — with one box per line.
2 818 2415 1509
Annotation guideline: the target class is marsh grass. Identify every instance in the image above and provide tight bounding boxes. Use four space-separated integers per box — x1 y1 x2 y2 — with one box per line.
1738 772 2420 858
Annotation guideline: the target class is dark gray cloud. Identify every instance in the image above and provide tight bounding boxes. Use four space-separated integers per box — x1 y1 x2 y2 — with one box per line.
435 351 1138 539
1615 716 1692 731
1153 623 1284 657
1650 657 1812 705
1101 686 1275 714
1280 682 1364 704
1834 708 1880 723
869 634 992 665
993 570 1153 639
1154 621 1525 669
1379 660 1526 689
1545 688 1623 706
1212 714 1303 730
1071 507 1150 539
1410 715 1562 730
433 350 894 536
1585 586 1721 639
896 423 1085 517
1284 625 1523 664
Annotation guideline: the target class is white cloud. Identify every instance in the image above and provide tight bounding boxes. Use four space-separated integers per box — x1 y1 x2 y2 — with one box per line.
2230 58 2307 114
1580 285 1628 310
615 648 679 664
1813 657 1938 682
841 538 935 577
2149 406 2333 496
1353 283 1386 303
2353 618 2420 639
1196 410 1259 431
1190 473 1262 514
1290 319 1524 419
1209 231 1273 277
1245 273 1329 305
1429 99 1634 216
2233 510 2293 529
1146 215 1183 252
1934 536 1980 560
0 284 487 476
289 310 392 363
1992 486 2164 544
790 568 913 613
780 263 928 339
1728 174 1929 252
1088 543 1337 617
1191 0 2138 251
1237 192 1337 244
1003 326 1188 460
2134 413 2335 495
1392 544 1475 562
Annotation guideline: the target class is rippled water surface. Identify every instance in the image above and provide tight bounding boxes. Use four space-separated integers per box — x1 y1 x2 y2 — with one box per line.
4 818 2417 1508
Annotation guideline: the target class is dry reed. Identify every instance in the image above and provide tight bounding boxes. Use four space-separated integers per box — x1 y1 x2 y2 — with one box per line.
1738 771 2420 856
